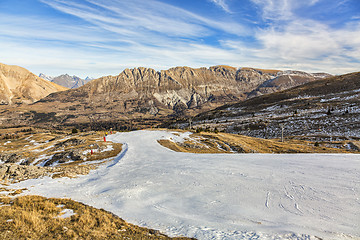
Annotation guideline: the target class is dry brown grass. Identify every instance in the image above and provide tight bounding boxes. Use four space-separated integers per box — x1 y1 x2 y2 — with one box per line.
0 195 194 240
159 131 354 154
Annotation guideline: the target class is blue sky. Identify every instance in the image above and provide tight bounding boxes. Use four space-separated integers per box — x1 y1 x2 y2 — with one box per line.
0 0 359 78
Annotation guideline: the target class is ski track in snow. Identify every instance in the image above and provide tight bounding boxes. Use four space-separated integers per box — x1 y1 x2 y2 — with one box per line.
10 130 360 240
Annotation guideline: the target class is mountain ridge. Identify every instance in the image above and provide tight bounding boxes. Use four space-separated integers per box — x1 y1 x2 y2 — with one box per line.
0 63 68 105
41 66 331 112
39 73 91 89
0 63 336 130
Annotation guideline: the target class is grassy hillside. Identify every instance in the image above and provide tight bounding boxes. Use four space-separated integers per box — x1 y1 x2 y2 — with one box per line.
0 195 193 239
158 130 358 154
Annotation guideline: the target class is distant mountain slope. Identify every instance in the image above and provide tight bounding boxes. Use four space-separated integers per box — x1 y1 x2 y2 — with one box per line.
38 66 326 116
1 65 333 128
248 71 332 98
39 73 91 89
39 73 53 81
0 63 68 105
189 72 360 139
36 66 279 119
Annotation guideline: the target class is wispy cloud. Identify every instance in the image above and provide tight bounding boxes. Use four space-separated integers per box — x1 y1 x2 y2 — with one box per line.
40 0 245 37
0 0 246 77
0 0 359 77
224 0 360 73
250 0 293 21
209 0 232 13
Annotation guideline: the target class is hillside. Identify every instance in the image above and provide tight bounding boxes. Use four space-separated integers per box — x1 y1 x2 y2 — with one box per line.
0 65 330 129
38 66 279 115
187 71 360 140
0 63 67 105
54 67 330 115
248 71 332 98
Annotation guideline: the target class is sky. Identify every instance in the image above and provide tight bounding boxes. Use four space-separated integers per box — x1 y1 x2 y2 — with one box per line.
0 0 360 78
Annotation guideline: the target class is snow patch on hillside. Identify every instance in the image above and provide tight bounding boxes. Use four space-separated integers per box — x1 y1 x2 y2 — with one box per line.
10 130 360 240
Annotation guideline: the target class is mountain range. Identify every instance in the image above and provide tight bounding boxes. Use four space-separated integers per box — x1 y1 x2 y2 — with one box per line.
39 73 93 89
2 62 357 135
35 66 330 118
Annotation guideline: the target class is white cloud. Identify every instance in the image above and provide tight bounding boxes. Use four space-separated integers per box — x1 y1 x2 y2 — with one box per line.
250 0 293 21
209 0 232 13
1 0 359 77
0 15 111 43
242 0 360 73
220 18 360 74
40 0 245 38
309 0 321 5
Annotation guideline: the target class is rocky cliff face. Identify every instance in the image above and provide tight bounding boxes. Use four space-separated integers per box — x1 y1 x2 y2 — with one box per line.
0 63 68 105
38 66 282 118
1 65 332 128
38 66 331 119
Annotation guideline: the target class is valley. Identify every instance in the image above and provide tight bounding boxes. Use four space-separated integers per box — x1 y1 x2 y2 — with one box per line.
0 62 359 240
2 0 360 239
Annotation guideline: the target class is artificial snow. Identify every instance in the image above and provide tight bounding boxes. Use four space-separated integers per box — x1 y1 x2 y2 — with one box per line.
11 130 360 240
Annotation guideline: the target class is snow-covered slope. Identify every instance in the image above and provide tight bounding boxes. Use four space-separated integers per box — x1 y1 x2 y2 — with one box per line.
13 130 360 240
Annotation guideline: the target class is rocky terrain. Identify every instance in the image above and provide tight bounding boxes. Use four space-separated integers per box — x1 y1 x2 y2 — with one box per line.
39 73 91 89
0 64 331 129
0 63 67 105
184 72 360 141
158 130 358 154
0 127 122 182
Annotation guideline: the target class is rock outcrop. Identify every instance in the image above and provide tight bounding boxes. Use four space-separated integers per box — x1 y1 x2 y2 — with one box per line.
0 63 68 105
0 163 47 182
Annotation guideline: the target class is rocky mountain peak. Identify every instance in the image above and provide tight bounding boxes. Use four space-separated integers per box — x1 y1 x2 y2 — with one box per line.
39 73 53 81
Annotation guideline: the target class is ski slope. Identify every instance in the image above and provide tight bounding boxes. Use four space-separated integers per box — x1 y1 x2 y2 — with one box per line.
13 130 360 239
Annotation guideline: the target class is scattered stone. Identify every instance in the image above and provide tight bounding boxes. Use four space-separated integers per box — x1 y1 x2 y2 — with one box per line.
0 164 47 182
43 150 84 166
0 153 22 164
54 138 86 149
